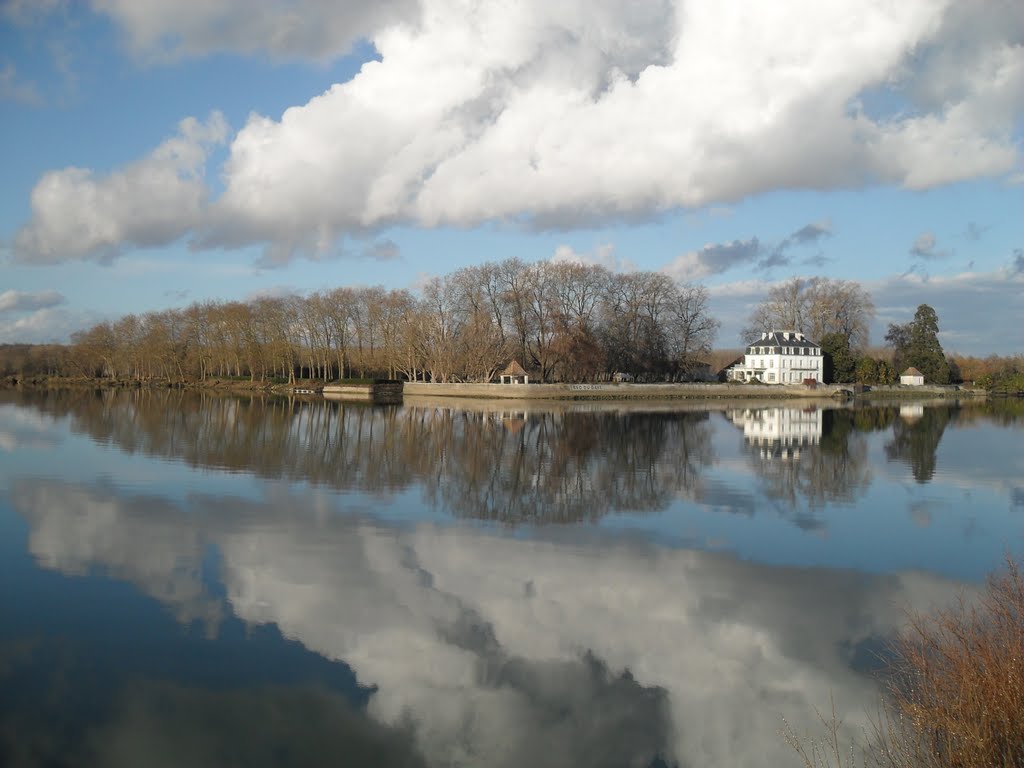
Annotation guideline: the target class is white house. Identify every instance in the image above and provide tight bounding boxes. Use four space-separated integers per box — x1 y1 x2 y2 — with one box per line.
727 330 824 384
900 367 924 386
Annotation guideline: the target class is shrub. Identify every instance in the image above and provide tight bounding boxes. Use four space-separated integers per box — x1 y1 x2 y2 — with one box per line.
878 557 1024 767
786 556 1024 767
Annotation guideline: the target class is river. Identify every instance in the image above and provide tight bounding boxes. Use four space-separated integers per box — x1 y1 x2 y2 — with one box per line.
1 389 1021 767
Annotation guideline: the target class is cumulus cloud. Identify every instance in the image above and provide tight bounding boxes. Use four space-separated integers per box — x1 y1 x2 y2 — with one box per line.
91 0 415 62
0 289 65 313
15 0 1024 264
13 112 227 264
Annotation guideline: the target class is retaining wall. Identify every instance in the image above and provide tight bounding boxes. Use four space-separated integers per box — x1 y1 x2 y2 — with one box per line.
402 381 845 400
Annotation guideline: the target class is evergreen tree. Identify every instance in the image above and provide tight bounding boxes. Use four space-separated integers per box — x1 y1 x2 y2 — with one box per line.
820 332 855 383
886 304 950 384
907 304 950 384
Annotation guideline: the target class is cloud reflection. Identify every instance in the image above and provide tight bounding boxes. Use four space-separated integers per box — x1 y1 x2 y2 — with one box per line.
10 477 967 768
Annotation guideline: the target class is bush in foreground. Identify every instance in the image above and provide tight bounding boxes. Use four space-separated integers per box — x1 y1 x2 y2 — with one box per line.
786 557 1024 767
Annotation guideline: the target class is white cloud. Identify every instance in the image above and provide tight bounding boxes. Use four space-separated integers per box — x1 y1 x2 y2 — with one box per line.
15 0 1024 264
201 0 1024 261
867 269 1024 353
13 112 227 264
90 0 415 62
0 307 102 344
664 239 763 281
0 62 42 105
550 243 633 272
708 266 1024 352
910 232 937 258
0 289 65 313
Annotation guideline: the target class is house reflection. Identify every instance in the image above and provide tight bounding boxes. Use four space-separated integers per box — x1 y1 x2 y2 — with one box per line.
899 404 924 423
725 407 869 516
725 407 822 460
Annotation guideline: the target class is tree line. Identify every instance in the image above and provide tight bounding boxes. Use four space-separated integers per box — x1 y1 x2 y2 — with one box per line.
55 259 720 384
4 267 1020 390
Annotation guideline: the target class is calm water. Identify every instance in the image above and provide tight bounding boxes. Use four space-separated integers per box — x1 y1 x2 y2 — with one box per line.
1 389 1022 767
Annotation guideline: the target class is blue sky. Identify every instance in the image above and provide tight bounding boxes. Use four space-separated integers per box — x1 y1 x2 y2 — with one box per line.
1 0 1022 353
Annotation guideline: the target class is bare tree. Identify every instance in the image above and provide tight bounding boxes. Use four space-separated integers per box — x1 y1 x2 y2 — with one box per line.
666 283 719 377
743 277 874 349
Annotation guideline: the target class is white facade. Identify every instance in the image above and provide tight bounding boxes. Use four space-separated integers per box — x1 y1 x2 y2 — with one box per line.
726 407 823 460
727 330 823 384
900 368 924 386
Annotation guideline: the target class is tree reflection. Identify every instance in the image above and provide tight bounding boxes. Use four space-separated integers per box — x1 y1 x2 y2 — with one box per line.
885 405 955 483
421 409 714 523
727 407 872 520
11 389 714 524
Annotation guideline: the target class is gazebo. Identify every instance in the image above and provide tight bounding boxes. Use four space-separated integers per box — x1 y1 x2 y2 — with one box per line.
499 361 530 384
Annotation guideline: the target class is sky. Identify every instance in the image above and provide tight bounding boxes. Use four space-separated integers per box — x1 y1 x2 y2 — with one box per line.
0 0 1022 354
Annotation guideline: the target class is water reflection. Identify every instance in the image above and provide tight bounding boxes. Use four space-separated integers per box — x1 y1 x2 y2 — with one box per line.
7 389 719 523
4 392 1024 766
8 475 966 768
885 405 954 483
726 407 872 524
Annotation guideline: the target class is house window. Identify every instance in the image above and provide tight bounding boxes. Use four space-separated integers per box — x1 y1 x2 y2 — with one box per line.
767 372 775 382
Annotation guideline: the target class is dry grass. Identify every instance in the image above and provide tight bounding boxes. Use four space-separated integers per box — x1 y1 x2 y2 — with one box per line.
782 695 869 768
787 557 1024 768
878 556 1024 767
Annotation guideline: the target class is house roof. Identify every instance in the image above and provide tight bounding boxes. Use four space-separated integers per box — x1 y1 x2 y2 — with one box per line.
901 367 923 376
501 360 529 377
744 330 819 353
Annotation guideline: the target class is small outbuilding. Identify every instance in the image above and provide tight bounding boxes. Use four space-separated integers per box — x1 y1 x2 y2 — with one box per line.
499 360 530 384
900 367 925 386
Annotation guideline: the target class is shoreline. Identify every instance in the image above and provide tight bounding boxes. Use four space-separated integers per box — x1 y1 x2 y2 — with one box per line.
2 375 983 402
401 380 979 401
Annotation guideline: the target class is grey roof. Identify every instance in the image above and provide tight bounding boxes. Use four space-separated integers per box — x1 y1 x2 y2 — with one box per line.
744 330 819 354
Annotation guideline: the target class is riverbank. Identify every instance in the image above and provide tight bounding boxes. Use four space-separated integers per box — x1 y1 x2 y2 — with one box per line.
402 381 981 401
2 374 984 401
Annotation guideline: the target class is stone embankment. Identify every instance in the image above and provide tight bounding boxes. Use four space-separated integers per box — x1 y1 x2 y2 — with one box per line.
2 376 980 402
405 381 849 400
322 381 404 404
